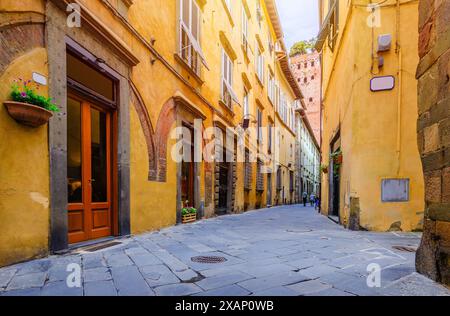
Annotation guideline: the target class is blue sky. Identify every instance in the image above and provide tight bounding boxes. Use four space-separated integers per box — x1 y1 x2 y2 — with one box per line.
275 0 320 50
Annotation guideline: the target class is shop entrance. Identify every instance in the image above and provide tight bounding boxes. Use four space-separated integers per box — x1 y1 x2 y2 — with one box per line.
67 95 115 244
66 51 118 244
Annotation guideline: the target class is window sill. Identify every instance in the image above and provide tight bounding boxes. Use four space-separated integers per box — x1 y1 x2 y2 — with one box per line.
174 53 204 85
218 99 235 116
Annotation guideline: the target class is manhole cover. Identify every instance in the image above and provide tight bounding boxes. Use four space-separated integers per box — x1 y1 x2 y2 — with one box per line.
191 256 227 264
392 246 417 253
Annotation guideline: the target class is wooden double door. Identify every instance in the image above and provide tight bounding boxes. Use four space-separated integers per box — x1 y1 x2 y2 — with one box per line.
67 94 115 244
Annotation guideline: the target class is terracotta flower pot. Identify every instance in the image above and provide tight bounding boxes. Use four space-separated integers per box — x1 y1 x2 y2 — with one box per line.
3 101 53 128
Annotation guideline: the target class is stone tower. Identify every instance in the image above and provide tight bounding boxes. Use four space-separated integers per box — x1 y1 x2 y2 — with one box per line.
290 51 321 145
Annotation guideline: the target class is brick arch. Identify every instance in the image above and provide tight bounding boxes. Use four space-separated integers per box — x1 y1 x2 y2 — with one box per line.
130 85 177 182
0 23 45 74
154 98 177 182
130 82 157 180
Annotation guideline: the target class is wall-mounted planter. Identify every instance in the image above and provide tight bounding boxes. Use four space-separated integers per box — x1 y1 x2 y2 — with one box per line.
3 101 53 128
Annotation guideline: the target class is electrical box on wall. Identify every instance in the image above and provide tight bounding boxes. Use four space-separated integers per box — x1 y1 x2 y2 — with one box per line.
377 34 392 52
381 179 410 202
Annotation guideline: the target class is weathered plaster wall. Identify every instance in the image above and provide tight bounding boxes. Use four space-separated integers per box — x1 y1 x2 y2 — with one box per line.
320 1 424 231
0 48 50 267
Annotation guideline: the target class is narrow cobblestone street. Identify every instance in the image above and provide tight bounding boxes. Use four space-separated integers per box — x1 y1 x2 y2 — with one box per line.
0 205 448 296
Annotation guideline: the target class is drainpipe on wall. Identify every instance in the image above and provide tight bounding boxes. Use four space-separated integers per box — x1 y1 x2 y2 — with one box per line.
395 0 402 176
319 50 324 214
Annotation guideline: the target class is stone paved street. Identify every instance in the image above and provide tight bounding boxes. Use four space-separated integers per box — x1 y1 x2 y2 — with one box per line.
0 205 449 296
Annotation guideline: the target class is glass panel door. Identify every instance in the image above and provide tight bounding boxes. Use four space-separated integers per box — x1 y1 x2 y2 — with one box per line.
67 96 113 244
67 98 83 204
91 108 108 203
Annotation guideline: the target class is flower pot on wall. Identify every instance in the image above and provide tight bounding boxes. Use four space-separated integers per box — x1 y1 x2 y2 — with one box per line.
3 101 53 128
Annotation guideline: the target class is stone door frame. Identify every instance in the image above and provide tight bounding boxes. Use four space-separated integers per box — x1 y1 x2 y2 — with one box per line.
46 2 132 253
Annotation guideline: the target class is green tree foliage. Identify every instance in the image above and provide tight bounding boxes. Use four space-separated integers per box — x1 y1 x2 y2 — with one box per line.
290 39 317 57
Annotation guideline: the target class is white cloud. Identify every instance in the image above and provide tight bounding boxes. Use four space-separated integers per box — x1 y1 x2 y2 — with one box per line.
275 0 320 49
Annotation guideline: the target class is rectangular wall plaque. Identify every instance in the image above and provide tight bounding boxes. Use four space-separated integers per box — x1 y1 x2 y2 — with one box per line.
370 76 395 92
381 179 410 202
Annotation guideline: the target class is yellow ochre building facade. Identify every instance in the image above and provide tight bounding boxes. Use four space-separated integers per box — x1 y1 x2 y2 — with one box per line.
0 0 302 267
317 0 424 231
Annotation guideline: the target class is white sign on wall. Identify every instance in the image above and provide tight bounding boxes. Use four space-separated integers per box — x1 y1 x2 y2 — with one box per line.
370 76 395 92
32 72 47 86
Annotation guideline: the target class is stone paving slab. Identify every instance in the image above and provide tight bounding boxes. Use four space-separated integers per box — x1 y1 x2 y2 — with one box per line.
140 264 180 288
110 266 154 296
0 269 16 288
0 205 449 296
7 272 47 291
85 280 117 296
237 271 311 293
251 286 299 297
195 272 254 291
154 283 202 296
193 284 251 296
41 281 83 296
84 267 112 283
306 287 356 296
286 280 333 295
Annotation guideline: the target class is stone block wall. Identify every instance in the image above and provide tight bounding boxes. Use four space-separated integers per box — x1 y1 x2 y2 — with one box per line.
416 0 450 285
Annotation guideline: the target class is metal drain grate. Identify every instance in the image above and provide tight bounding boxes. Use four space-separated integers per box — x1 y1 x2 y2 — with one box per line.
85 241 122 252
191 256 227 264
392 246 417 253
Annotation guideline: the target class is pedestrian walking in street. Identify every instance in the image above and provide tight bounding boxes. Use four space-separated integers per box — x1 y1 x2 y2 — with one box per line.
315 196 320 211
310 193 316 207
302 192 308 207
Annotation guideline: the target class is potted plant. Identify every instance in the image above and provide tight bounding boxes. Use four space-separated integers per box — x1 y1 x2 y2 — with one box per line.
331 149 343 174
331 149 343 164
3 78 59 127
181 201 197 224
321 164 329 174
